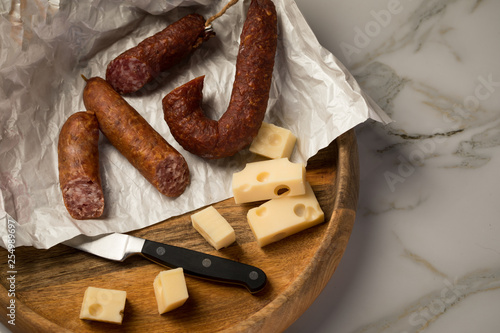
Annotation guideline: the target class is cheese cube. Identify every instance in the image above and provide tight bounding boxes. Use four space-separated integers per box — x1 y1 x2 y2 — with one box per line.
154 268 189 314
79 287 126 324
247 182 324 247
232 158 306 204
191 206 236 250
249 122 297 159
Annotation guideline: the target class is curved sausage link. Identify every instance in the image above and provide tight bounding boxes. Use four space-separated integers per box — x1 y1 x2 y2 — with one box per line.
83 77 190 197
162 0 278 159
106 14 215 95
58 111 104 219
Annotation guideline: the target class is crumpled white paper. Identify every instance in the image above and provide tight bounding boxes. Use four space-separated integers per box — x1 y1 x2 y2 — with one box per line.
0 0 390 249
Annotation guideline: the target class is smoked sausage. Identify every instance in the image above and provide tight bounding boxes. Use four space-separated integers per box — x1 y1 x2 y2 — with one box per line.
162 0 278 159
58 111 104 219
106 14 214 95
83 77 190 197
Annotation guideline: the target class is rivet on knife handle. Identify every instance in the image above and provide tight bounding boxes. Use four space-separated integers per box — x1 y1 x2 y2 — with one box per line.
141 240 267 293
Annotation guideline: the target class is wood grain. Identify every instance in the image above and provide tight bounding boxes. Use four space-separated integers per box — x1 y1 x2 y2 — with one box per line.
0 129 359 333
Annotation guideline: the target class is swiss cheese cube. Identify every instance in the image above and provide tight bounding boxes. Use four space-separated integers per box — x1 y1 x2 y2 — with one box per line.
247 182 324 247
191 206 236 250
154 268 189 314
232 158 306 204
249 122 297 159
79 287 127 324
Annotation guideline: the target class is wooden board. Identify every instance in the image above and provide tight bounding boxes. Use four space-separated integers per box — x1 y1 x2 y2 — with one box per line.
0 130 359 333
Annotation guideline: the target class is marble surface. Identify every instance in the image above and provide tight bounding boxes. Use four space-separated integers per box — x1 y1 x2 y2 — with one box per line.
287 0 500 332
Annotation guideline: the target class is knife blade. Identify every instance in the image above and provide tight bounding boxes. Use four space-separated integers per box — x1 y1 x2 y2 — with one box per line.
63 233 267 293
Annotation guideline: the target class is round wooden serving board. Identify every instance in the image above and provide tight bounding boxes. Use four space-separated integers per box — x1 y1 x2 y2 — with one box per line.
0 130 359 333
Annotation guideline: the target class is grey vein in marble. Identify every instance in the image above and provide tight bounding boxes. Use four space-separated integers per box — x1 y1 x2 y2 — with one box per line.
352 265 500 333
453 121 500 168
345 0 485 70
355 62 408 116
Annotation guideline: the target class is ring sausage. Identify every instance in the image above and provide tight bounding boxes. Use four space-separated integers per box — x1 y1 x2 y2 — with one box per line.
83 77 190 197
58 111 104 219
106 14 215 95
161 0 278 159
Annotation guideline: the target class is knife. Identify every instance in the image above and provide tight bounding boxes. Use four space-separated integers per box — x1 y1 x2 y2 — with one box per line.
63 233 267 293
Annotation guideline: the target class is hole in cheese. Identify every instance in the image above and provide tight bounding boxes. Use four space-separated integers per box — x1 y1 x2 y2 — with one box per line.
268 133 282 146
255 207 267 217
274 185 290 196
97 290 112 304
293 204 306 217
256 172 270 183
89 303 103 316
308 206 318 219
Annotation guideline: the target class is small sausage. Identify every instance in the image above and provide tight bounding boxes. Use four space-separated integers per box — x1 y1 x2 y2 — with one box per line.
58 111 104 219
162 0 278 159
83 77 190 197
106 14 215 95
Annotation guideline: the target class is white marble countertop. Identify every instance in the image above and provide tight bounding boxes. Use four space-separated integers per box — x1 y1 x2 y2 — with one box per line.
287 0 500 332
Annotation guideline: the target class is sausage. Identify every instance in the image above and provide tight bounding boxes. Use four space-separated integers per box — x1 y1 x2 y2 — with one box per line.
58 111 104 219
106 14 215 95
83 77 190 197
161 0 278 159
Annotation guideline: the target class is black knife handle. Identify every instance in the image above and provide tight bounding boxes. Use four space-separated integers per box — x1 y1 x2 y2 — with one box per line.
141 240 267 293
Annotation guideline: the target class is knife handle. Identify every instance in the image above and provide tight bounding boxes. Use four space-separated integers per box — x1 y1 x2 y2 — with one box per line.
141 240 267 293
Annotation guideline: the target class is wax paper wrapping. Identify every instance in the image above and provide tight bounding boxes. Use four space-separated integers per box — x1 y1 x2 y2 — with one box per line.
0 0 390 249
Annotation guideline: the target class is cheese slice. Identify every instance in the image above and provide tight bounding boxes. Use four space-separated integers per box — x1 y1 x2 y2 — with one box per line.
79 287 127 324
153 268 189 314
232 158 306 204
191 206 236 250
247 182 324 247
249 122 297 159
